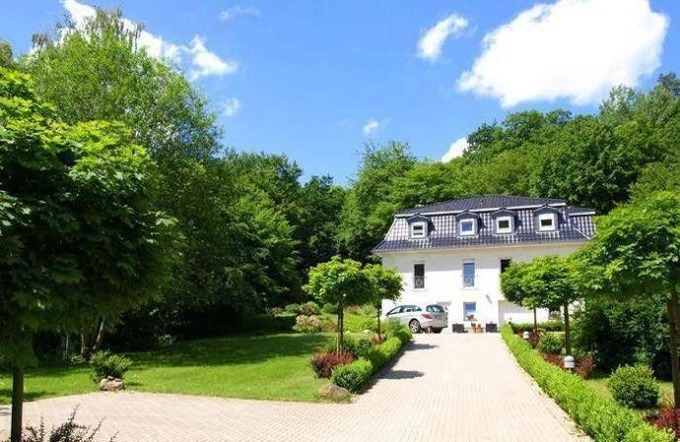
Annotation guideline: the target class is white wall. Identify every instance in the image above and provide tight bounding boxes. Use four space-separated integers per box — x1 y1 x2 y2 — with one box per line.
379 242 584 327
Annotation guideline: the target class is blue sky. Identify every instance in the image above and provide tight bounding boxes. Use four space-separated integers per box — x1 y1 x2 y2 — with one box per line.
2 0 679 184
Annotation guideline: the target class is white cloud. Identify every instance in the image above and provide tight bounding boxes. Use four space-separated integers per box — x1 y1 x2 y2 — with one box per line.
441 137 468 162
61 0 238 80
418 14 469 62
363 118 388 136
458 0 669 107
223 98 242 117
188 36 239 81
220 6 261 21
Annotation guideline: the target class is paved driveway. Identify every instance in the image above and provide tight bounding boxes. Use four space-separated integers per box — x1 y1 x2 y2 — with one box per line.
1 334 587 441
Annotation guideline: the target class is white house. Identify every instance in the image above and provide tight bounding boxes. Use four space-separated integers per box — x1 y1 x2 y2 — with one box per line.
373 195 595 328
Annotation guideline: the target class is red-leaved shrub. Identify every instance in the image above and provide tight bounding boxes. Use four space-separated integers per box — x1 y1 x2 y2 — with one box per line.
310 352 354 378
645 403 680 439
542 353 563 368
575 356 596 379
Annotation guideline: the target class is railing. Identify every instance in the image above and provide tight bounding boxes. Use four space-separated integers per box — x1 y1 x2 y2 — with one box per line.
463 274 475 288
413 275 425 289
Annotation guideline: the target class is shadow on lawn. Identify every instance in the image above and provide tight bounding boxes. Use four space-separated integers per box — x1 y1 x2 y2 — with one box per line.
130 333 331 369
0 389 51 405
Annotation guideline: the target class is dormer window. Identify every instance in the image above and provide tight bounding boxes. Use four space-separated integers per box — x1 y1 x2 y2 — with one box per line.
459 219 476 236
496 216 514 234
411 222 428 239
538 213 556 231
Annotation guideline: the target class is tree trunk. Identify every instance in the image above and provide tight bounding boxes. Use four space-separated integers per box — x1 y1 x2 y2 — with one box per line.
377 310 382 341
10 365 24 442
563 303 572 355
79 317 105 360
80 331 89 359
533 308 537 332
337 300 344 354
669 290 680 410
92 317 105 354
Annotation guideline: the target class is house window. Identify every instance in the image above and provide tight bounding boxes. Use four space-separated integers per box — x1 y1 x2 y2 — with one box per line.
496 216 513 234
463 261 475 288
463 302 477 321
538 213 556 231
411 222 427 239
500 259 512 273
459 219 476 236
414 263 425 289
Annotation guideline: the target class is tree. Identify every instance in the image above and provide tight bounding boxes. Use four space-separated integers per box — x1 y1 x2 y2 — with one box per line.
0 68 175 441
501 256 580 353
364 264 403 340
305 257 373 353
576 191 680 409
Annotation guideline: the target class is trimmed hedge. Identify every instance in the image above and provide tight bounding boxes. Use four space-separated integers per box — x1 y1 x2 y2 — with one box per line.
331 326 412 393
510 321 564 333
501 325 672 442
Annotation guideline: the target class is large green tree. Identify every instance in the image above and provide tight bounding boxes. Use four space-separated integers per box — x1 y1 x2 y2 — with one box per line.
577 191 680 408
0 68 175 442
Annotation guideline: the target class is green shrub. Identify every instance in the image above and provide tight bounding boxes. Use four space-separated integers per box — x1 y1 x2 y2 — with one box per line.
89 351 132 382
608 365 659 409
21 408 115 442
344 336 373 359
501 325 671 442
344 314 377 332
384 319 412 345
330 359 373 392
537 333 563 355
366 337 402 371
510 321 564 333
322 303 338 314
293 315 324 333
284 303 302 315
300 301 321 316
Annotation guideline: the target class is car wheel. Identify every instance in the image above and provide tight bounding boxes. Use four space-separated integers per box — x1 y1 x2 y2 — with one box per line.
409 319 421 334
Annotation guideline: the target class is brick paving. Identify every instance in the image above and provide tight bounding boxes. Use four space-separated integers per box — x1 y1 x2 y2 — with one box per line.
0 333 588 441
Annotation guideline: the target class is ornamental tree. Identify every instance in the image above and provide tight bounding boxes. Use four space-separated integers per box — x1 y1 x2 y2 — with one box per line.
364 264 403 340
0 68 176 442
501 256 580 354
305 257 373 353
576 191 680 409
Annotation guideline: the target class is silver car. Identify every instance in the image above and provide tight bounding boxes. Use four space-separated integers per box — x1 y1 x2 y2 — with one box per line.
383 304 448 333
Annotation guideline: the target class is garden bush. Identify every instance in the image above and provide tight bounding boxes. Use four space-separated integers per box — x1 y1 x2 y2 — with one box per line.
322 303 338 314
366 337 402 371
575 355 596 380
89 351 132 382
608 365 659 409
510 321 564 333
21 408 114 442
501 325 672 442
300 301 321 316
646 404 680 439
293 314 322 333
343 336 373 359
384 320 412 345
310 352 354 378
330 358 373 392
284 303 302 315
537 333 563 355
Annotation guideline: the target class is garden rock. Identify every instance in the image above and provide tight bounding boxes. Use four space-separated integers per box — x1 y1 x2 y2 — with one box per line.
99 376 125 392
319 383 350 401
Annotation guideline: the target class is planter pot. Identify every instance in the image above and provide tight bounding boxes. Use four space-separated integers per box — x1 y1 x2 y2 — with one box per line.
485 323 498 333
451 323 465 333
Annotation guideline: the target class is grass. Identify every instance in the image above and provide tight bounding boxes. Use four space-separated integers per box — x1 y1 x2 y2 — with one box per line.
0 333 334 404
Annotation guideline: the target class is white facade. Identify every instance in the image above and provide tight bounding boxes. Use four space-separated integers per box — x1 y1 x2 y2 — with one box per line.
378 242 584 327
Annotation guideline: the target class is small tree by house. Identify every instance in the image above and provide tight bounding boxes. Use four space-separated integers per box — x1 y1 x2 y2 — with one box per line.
577 191 680 409
364 264 403 340
501 256 580 354
305 257 373 354
0 68 175 442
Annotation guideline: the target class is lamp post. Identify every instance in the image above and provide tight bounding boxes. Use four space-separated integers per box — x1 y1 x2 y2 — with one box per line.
563 355 575 370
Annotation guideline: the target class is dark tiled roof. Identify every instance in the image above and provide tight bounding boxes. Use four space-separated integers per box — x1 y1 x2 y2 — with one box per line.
374 196 596 253
396 195 566 216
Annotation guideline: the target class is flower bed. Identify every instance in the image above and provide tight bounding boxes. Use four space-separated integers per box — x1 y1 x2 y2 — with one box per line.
501 325 672 442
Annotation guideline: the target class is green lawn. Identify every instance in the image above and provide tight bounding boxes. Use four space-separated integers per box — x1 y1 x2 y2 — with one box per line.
0 333 333 404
